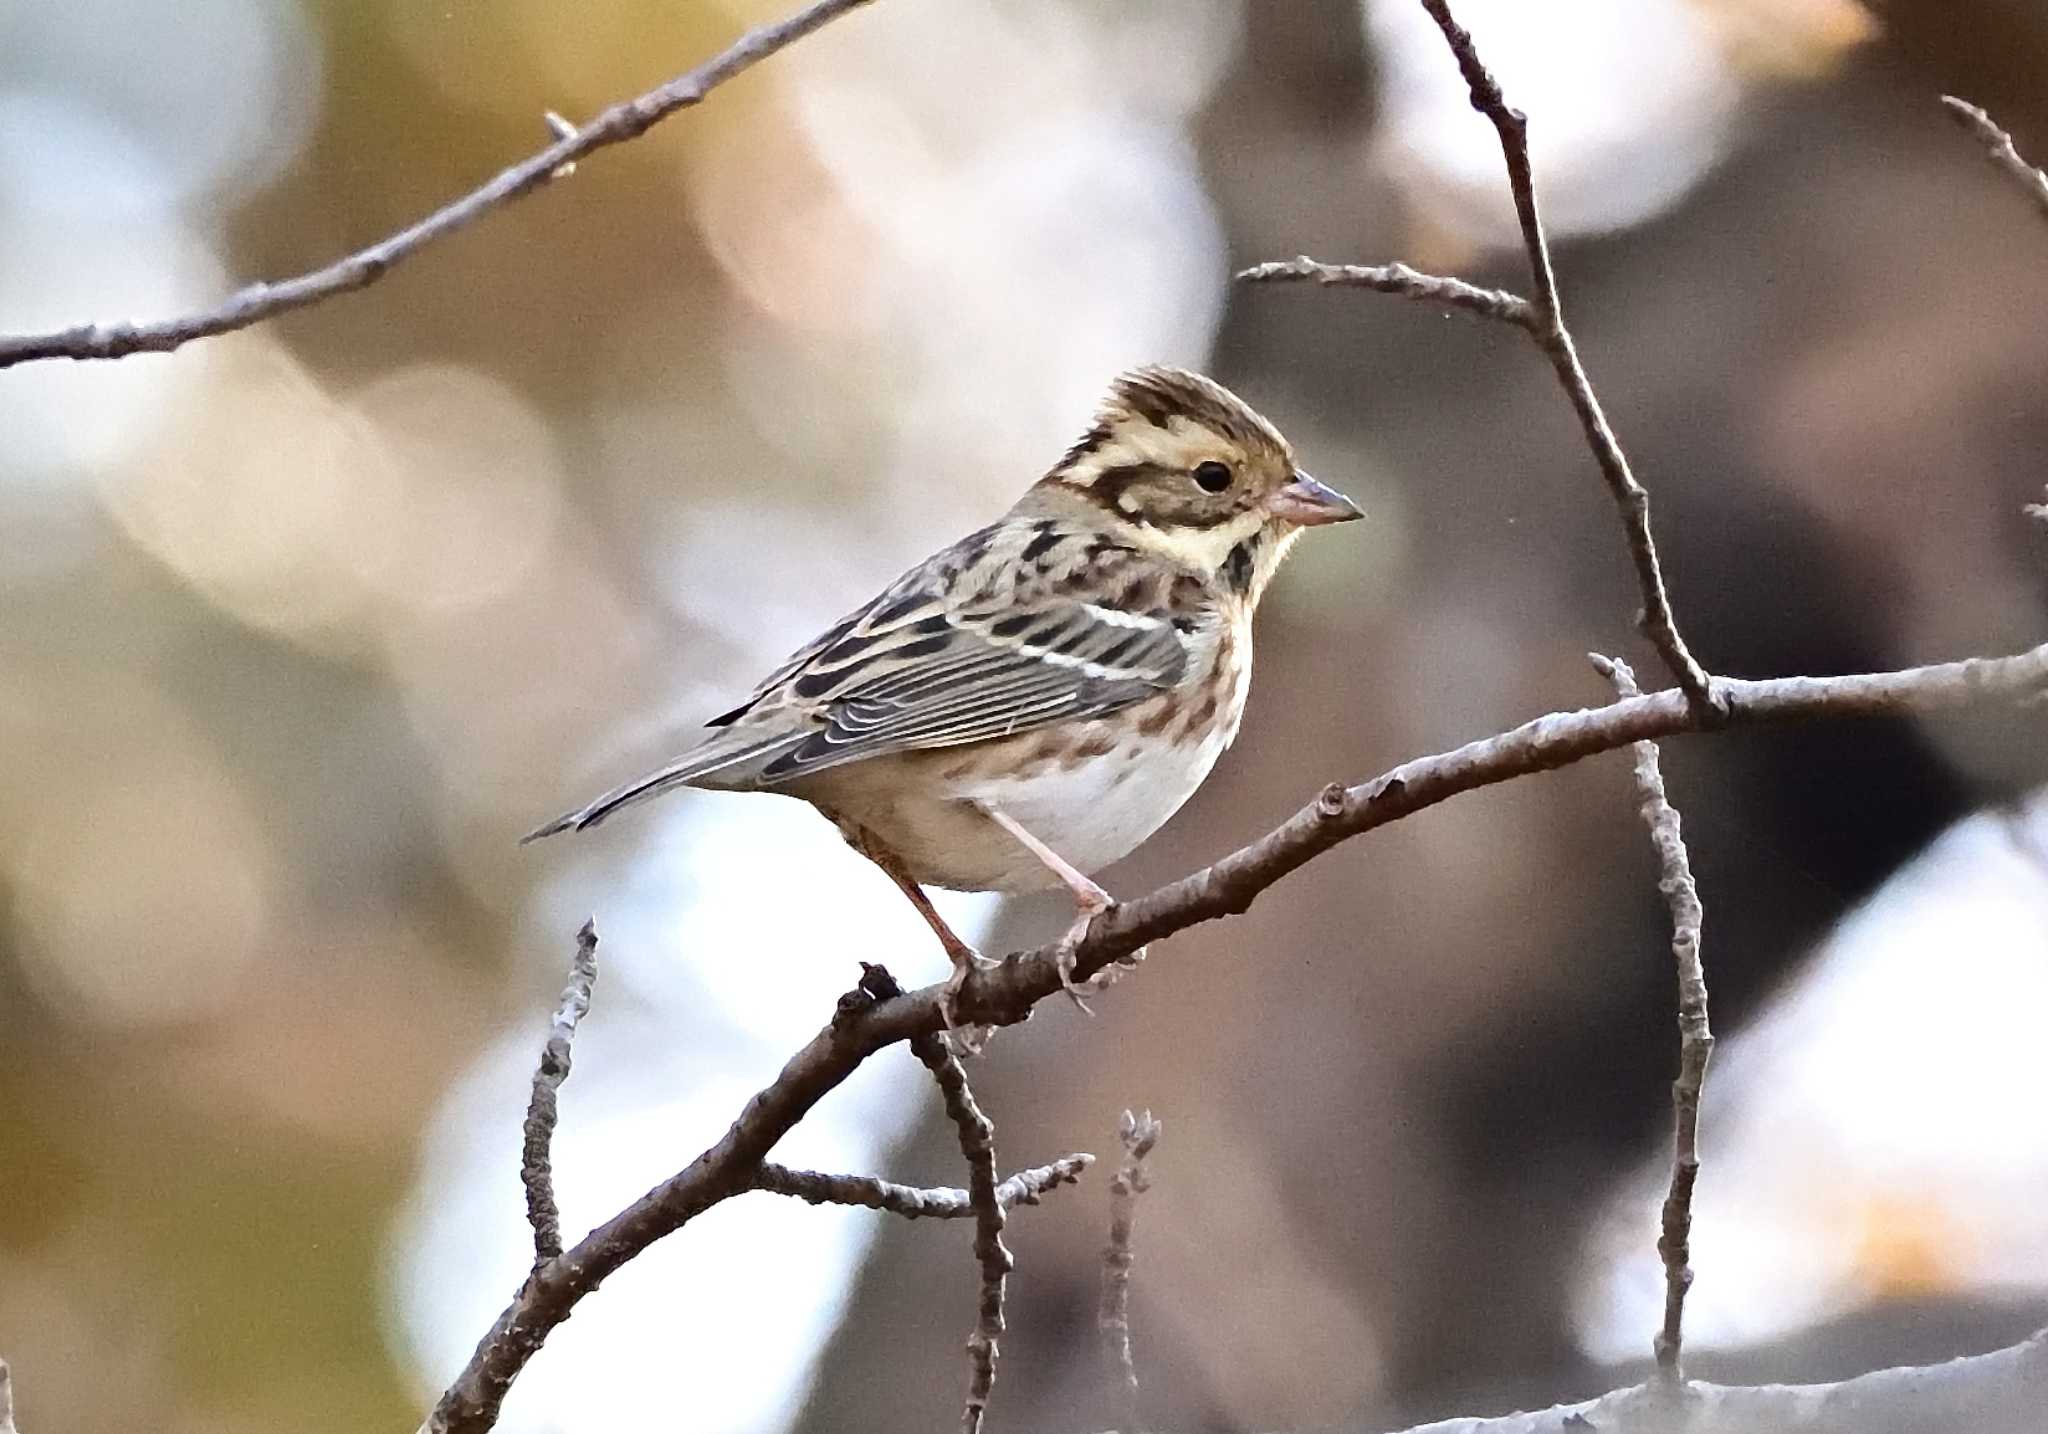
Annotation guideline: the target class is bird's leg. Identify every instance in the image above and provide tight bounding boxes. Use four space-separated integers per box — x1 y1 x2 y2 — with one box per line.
976 803 1143 1013
823 809 993 1029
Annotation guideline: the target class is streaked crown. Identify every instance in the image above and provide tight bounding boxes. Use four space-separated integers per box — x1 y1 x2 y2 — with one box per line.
1047 366 1293 521
1019 366 1358 601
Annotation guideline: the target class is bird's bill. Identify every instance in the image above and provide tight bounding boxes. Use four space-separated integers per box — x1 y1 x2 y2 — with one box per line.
1267 472 1364 527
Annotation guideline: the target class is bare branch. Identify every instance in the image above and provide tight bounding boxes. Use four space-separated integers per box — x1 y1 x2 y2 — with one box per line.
1370 1327 2048 1434
520 920 599 1269
2027 486 2048 528
752 1153 1093 1219
1942 97 2048 226
1593 656 1712 1380
1235 256 1535 327
0 0 876 369
1416 0 1718 711
1241 0 1719 713
900 972 1013 1434
424 639 2046 1433
0 1357 17 1434
1100 1109 1162 1433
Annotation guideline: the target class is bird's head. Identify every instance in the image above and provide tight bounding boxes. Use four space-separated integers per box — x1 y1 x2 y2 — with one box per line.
1029 365 1361 600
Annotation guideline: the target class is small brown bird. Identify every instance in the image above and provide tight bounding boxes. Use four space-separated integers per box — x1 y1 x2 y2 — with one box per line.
528 366 1360 1012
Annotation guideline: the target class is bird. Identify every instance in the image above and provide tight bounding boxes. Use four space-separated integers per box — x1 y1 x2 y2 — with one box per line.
526 365 1361 1019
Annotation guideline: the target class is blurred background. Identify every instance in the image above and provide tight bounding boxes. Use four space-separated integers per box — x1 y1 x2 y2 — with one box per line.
3 0 2047 1430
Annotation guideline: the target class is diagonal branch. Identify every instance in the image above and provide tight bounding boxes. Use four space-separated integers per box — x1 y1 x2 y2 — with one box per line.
1942 97 2048 226
520 920 599 1269
1240 0 1719 713
1593 655 1712 1381
423 638 2047 1433
752 1154 1092 1219
0 0 876 369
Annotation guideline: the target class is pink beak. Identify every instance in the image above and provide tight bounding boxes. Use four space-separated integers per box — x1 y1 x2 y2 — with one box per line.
1267 472 1364 527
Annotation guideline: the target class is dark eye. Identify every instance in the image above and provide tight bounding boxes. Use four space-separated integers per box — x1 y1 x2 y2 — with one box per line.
1193 460 1232 494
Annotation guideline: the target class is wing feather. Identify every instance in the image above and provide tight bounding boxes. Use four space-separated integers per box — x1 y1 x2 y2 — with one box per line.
754 597 1188 781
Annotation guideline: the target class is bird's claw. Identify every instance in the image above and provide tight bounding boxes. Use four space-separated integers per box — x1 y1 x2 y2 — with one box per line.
939 947 999 1053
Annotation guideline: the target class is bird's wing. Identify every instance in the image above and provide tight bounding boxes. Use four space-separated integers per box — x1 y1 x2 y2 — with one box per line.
524 523 1199 837
746 579 1190 782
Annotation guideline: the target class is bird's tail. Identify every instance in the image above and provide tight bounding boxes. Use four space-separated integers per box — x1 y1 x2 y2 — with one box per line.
521 731 798 843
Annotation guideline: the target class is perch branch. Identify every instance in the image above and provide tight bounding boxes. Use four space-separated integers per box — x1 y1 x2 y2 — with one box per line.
425 640 2046 1432
1100 1109 1162 1433
1942 97 2048 226
1241 0 1718 712
1593 656 1712 1380
0 0 875 369
752 1153 1092 1219
0 1358 16 1434
520 920 598 1268
895 964 1013 1434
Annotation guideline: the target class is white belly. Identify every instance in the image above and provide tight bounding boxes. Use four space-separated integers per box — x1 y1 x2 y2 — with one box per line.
798 716 1236 893
965 724 1231 883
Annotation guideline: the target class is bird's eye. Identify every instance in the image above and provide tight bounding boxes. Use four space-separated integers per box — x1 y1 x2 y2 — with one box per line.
1193 460 1232 493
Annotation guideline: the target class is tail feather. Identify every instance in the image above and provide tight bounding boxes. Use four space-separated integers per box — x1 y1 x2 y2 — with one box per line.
521 731 799 843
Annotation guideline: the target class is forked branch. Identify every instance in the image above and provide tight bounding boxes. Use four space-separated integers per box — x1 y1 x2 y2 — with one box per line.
425 638 2047 1433
1241 0 1719 713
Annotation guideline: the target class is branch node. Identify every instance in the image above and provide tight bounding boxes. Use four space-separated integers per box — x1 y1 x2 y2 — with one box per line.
1316 781 1349 820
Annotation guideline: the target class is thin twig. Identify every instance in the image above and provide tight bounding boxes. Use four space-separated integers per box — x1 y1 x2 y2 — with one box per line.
0 1358 16 1434
1241 0 1720 713
1099 1109 1162 1433
424 638 2048 1434
520 920 599 1269
0 0 876 368
1593 656 1712 1381
752 1154 1093 1218
1234 256 1536 327
1416 0 1717 708
1941 97 2048 226
902 973 1013 1434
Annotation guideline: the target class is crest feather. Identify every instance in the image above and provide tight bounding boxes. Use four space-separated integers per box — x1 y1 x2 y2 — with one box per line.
1050 365 1290 478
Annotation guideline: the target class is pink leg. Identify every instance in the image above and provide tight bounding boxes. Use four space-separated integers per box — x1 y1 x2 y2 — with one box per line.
976 803 1130 1010
824 809 990 1028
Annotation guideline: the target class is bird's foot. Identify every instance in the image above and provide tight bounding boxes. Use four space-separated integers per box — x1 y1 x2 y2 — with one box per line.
1054 902 1152 1013
939 945 1000 1052
1053 908 1106 1015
